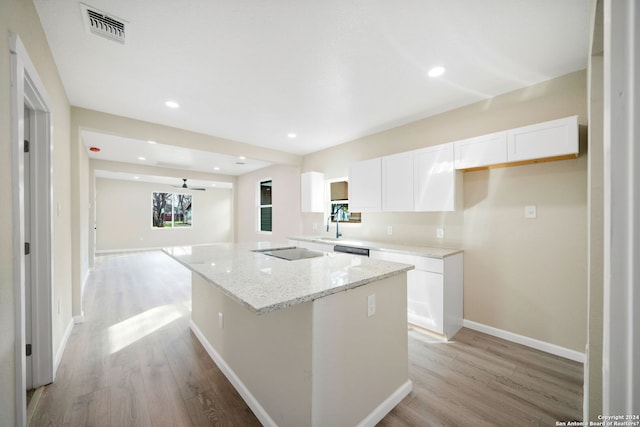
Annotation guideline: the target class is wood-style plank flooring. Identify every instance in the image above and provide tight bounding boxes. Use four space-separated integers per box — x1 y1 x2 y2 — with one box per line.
30 251 582 426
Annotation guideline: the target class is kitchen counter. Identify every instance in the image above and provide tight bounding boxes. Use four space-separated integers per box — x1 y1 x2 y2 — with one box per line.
163 242 413 314
288 235 462 258
164 242 413 426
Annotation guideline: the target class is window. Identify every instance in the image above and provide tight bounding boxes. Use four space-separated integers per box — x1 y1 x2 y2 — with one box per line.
152 192 192 228
258 180 272 232
330 180 361 223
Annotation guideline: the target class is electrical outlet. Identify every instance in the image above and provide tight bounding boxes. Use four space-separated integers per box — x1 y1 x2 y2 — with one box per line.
218 312 224 329
436 227 445 239
525 205 537 219
367 294 376 317
387 226 393 235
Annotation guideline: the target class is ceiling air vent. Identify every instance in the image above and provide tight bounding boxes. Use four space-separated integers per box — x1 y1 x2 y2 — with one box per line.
81 3 127 44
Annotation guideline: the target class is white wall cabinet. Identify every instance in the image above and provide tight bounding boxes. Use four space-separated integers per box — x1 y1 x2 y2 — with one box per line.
414 143 461 212
507 115 578 162
348 158 381 212
369 250 463 340
454 116 579 170
382 152 414 212
454 131 508 169
301 171 324 213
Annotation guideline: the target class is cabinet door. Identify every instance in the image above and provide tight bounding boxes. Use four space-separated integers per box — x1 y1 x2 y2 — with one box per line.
382 152 414 212
348 158 381 212
454 131 508 169
414 143 459 212
407 270 444 334
507 115 578 162
301 172 324 213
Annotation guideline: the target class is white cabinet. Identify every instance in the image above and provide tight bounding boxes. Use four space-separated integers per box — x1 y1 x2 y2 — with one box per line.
454 131 508 169
414 143 461 212
301 171 324 213
348 158 381 212
382 152 414 212
507 115 578 162
453 116 579 170
369 250 463 340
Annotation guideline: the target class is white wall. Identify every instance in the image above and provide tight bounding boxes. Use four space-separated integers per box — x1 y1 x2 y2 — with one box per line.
0 1 73 425
95 179 232 251
236 164 302 243
302 70 588 353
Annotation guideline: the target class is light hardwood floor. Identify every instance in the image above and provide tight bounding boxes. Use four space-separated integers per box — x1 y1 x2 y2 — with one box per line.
29 251 582 426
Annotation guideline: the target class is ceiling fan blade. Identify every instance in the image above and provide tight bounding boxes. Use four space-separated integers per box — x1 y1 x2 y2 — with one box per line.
173 178 207 191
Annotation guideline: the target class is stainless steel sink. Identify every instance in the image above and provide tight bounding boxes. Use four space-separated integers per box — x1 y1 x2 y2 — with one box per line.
254 247 325 261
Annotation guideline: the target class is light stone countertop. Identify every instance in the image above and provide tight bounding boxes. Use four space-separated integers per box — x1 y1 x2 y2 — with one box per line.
163 242 413 315
289 235 463 259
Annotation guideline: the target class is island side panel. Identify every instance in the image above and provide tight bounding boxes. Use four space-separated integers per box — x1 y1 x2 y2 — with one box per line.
311 273 411 427
191 274 313 427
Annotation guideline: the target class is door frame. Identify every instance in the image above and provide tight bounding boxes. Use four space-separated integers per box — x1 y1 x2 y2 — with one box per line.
10 33 54 426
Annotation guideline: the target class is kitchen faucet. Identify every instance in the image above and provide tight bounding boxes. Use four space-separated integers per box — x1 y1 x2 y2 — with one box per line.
327 205 346 238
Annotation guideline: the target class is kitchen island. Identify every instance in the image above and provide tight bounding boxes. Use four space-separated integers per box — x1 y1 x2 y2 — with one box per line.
163 243 413 427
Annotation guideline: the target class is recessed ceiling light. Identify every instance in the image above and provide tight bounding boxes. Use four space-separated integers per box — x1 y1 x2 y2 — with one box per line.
165 100 180 109
133 176 140 180
288 133 297 139
213 167 220 171
147 140 157 144
428 66 446 78
239 156 246 160
137 156 146 161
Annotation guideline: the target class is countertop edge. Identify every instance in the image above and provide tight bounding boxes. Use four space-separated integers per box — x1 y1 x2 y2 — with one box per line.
163 247 413 315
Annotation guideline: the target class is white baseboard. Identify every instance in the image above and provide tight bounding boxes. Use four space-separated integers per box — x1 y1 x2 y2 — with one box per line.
73 311 85 324
355 380 412 427
189 320 278 427
463 319 585 363
54 318 75 378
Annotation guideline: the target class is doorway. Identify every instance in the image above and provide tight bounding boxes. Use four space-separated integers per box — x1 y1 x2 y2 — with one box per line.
10 34 54 427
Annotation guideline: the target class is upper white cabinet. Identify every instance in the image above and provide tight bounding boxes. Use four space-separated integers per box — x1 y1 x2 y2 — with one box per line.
414 143 461 212
507 115 578 162
454 116 579 170
348 158 382 212
301 171 324 213
382 152 414 212
454 131 508 169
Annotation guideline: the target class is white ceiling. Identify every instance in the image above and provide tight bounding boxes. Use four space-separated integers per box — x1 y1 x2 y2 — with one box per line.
35 0 589 164
82 130 270 175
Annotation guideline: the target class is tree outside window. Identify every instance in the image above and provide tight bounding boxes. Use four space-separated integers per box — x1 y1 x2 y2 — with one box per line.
152 192 192 228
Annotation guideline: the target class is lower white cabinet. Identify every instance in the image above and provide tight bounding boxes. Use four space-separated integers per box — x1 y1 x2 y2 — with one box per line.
370 250 463 340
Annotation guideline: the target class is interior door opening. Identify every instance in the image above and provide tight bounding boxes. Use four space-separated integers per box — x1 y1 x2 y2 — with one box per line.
11 33 55 427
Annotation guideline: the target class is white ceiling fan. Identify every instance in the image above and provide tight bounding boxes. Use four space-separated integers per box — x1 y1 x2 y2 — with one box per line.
173 178 206 191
